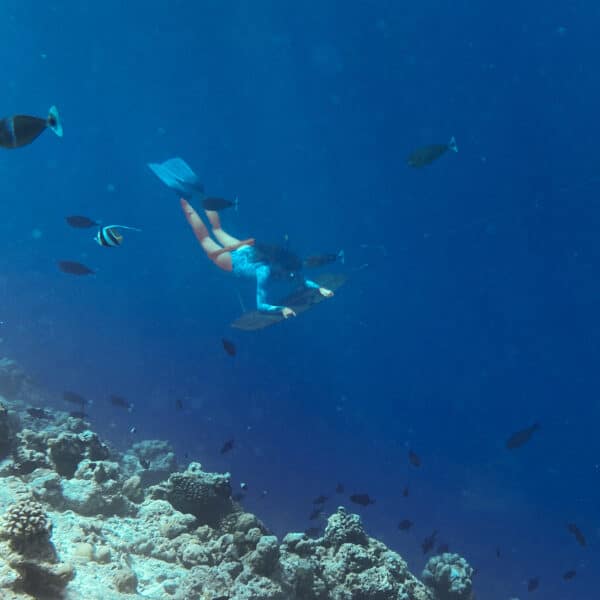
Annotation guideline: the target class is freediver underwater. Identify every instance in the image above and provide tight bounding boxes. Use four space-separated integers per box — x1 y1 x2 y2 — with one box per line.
179 198 339 327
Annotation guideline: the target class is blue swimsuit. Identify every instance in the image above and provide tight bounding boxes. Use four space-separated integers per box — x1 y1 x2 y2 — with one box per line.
231 246 320 313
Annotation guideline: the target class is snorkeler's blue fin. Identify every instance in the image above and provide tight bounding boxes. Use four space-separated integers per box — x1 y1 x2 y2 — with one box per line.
148 157 204 196
48 106 63 137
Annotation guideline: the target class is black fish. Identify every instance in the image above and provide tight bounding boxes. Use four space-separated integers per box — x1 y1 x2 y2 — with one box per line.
69 410 88 419
66 215 98 229
313 495 328 505
202 196 237 211
109 395 133 411
402 486 409 497
63 391 86 406
563 570 576 581
407 137 457 167
421 530 438 554
349 493 375 507
309 508 323 520
506 423 540 449
222 338 236 357
303 250 344 269
27 407 53 420
0 105 62 149
58 260 95 276
175 398 184 410
567 523 586 547
437 543 449 554
304 527 321 537
496 547 501 558
527 576 539 592
220 438 235 454
335 482 345 494
398 519 413 531
408 450 422 467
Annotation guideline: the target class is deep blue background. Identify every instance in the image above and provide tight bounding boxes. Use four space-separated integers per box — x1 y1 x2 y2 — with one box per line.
1 1 599 598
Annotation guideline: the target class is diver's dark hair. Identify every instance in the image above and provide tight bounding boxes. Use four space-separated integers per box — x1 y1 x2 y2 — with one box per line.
254 243 303 277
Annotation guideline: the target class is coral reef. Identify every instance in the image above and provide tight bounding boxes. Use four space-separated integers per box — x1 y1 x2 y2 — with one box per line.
0 358 476 600
422 553 474 600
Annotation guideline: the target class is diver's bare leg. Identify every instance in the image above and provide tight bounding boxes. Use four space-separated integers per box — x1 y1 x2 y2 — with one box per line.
180 199 232 271
205 210 242 246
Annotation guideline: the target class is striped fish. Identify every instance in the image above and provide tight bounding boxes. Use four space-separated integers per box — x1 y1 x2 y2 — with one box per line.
94 225 141 247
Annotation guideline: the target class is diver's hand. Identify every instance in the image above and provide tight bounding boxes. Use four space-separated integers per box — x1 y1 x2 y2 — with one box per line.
319 287 334 298
282 307 296 319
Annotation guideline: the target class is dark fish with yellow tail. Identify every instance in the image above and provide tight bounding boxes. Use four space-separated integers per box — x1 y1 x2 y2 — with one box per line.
407 136 457 167
0 106 63 149
94 224 141 247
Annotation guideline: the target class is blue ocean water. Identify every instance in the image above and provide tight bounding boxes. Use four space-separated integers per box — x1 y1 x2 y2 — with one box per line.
1 1 599 598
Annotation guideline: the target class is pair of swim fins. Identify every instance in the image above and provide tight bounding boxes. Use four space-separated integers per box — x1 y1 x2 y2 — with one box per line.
147 157 204 199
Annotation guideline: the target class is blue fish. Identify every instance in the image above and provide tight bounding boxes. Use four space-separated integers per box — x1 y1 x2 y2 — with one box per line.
147 157 204 199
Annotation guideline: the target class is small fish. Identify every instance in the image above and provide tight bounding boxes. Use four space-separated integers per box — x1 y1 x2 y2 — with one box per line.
27 407 53 420
506 423 540 449
408 450 422 467
527 576 539 592
222 338 236 357
94 225 141 247
335 482 345 494
202 196 238 211
437 543 449 554
109 395 133 411
563 570 576 581
567 523 586 547
0 105 63 149
148 157 204 199
398 519 413 531
240 482 248 491
69 410 88 419
303 250 345 269
407 136 457 167
175 398 184 410
220 438 235 454
58 260 95 276
313 495 328 505
309 508 323 520
421 530 438 554
63 391 86 406
496 547 501 558
402 486 409 498
304 527 321 537
349 493 375 507
66 215 99 229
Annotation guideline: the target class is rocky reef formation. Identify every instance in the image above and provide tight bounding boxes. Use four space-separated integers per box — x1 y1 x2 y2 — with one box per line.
0 357 476 599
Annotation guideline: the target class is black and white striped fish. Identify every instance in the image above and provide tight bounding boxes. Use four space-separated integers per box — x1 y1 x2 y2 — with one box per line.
94 225 141 247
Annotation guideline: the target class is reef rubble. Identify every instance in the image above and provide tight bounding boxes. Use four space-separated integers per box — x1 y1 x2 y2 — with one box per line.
0 358 475 600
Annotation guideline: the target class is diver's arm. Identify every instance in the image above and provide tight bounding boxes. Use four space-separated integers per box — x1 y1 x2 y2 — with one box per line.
304 277 334 298
256 266 285 313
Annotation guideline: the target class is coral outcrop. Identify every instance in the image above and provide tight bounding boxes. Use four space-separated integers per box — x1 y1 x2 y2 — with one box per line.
422 553 474 600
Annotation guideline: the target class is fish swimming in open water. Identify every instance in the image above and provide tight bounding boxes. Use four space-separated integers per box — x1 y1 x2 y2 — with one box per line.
407 137 457 167
349 493 375 506
58 261 95 276
94 225 141 247
202 196 238 211
0 106 63 149
66 215 99 229
506 423 540 449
